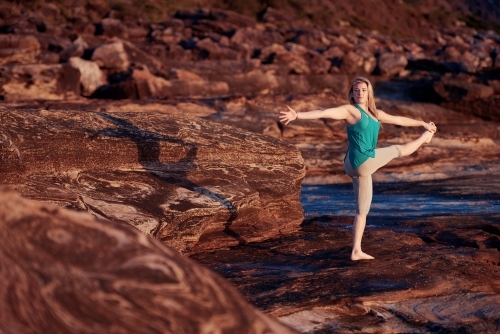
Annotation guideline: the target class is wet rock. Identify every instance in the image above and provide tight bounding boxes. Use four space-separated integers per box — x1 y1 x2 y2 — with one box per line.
91 41 130 72
377 52 408 77
0 64 80 101
0 34 41 66
0 109 305 254
0 190 298 334
68 57 107 96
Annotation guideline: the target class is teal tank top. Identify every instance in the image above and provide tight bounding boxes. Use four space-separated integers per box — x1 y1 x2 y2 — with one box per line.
346 104 380 170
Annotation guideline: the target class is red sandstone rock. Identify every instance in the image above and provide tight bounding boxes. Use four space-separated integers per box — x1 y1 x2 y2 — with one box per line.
0 34 41 66
99 18 129 39
0 109 305 254
0 190 298 334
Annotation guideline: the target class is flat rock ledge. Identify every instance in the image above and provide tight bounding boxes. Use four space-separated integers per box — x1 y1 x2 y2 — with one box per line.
0 109 305 254
0 189 298 334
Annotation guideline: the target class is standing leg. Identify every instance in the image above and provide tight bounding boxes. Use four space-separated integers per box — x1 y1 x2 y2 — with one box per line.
351 175 374 260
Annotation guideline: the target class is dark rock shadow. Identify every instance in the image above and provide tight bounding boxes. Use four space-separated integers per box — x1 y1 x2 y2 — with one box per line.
86 113 244 244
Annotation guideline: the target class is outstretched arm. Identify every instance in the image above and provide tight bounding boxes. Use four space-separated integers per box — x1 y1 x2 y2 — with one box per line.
279 105 351 125
378 110 436 132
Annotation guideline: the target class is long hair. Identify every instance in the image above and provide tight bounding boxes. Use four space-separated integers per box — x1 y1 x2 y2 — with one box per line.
346 77 378 119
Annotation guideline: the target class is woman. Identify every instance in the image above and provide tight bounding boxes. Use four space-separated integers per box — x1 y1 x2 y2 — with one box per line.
279 77 436 261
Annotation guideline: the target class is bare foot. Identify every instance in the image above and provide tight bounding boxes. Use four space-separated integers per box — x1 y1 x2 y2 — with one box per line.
422 130 434 144
351 250 375 261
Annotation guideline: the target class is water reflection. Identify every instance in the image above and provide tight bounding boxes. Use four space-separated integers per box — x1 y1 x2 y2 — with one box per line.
301 184 500 218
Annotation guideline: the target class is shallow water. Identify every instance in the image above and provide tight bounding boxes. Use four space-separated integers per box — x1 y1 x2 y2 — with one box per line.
301 184 500 218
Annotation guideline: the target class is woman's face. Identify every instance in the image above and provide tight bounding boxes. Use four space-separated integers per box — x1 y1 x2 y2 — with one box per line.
353 82 368 105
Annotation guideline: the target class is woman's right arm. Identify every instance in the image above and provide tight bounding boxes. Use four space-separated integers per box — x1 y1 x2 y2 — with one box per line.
279 105 351 125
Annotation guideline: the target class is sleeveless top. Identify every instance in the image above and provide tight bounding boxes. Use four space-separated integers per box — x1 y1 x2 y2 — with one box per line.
346 104 380 170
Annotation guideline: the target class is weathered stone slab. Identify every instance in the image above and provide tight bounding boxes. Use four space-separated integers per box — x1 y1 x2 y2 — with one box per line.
0 190 298 334
0 64 80 101
0 109 305 254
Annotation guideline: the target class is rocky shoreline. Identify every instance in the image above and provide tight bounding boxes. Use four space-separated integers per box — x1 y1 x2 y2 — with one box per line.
1 3 500 333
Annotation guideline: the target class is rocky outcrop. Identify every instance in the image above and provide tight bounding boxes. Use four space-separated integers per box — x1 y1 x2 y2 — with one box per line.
0 190 298 334
0 109 305 254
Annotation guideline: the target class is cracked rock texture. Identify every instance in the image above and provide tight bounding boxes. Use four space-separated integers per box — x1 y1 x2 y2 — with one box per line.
0 190 299 334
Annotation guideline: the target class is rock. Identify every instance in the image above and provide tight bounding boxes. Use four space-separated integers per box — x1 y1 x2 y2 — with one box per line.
59 36 88 62
142 77 230 99
34 33 72 53
215 69 279 95
287 43 331 74
434 76 495 102
0 190 298 334
230 26 285 47
0 34 41 66
443 97 500 121
40 51 60 64
168 59 261 78
260 43 310 74
0 64 80 101
97 18 129 39
210 8 256 28
377 52 408 77
0 110 305 254
195 38 239 60
91 41 130 72
68 57 107 96
340 51 362 74
151 27 184 44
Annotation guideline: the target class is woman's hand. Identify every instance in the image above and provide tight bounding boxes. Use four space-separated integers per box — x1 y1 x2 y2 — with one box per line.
423 121 437 133
279 105 298 125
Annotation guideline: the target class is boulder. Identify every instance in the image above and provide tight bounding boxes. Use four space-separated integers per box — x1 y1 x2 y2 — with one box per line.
443 97 500 121
97 18 129 39
0 190 298 334
91 41 130 72
59 36 88 62
377 52 408 77
0 110 305 254
0 34 41 66
68 57 107 96
194 38 240 60
260 43 310 74
0 64 80 101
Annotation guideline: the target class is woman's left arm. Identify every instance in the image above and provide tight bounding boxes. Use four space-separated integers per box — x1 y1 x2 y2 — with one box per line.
378 110 436 132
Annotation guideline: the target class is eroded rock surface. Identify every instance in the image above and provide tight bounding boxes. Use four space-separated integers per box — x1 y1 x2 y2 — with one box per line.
0 190 299 334
0 109 305 254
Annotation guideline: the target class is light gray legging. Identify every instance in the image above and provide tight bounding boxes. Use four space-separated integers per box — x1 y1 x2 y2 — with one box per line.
344 145 402 215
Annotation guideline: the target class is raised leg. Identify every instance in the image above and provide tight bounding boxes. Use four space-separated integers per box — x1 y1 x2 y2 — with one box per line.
400 131 434 157
351 213 374 260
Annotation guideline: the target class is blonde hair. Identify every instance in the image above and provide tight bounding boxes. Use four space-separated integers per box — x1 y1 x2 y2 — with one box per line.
346 77 378 119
